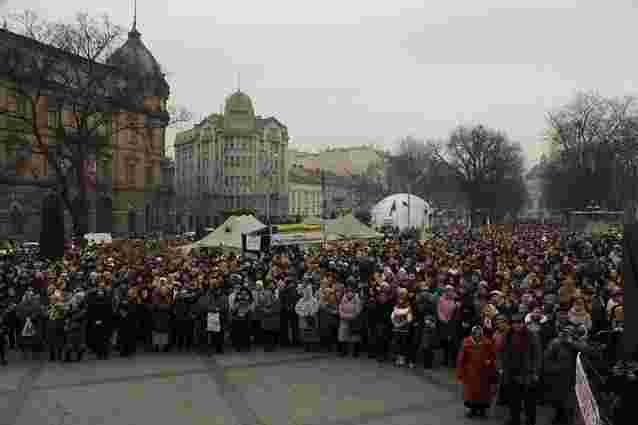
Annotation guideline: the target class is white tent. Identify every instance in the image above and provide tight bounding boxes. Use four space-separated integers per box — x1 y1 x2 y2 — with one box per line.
324 214 383 240
186 215 266 252
371 193 432 230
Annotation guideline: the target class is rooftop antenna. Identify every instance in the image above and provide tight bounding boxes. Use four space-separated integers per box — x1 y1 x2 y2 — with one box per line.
132 0 138 32
237 72 241 92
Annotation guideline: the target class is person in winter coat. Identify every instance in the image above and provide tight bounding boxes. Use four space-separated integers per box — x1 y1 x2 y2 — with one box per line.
230 287 253 352
493 314 510 407
136 287 153 352
458 295 479 340
172 289 194 352
567 297 591 331
258 288 281 352
318 286 339 352
47 291 67 361
391 287 414 367
0 307 8 365
116 288 137 357
86 284 114 360
296 284 320 352
16 289 46 359
437 285 459 367
152 286 173 352
501 313 542 425
374 282 394 362
456 325 498 418
197 285 228 356
338 285 363 357
279 279 300 347
419 313 439 369
64 290 88 361
543 324 590 425
251 280 266 346
411 281 437 366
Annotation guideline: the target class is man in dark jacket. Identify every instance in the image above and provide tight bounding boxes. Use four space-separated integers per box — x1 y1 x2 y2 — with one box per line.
0 307 8 365
86 285 114 360
501 313 542 425
279 278 300 346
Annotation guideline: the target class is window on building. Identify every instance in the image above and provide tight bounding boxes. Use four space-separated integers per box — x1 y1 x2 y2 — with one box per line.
48 110 61 128
15 94 29 118
127 163 136 185
145 166 154 186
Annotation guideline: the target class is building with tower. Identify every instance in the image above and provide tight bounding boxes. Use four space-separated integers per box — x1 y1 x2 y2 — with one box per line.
174 90 289 231
0 14 175 239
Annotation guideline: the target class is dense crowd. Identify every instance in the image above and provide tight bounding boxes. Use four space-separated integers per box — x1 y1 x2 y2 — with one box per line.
0 224 628 425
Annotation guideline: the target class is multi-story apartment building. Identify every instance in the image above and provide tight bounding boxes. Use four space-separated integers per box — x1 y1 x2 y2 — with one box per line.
0 22 175 239
288 166 356 219
287 145 385 177
174 91 288 231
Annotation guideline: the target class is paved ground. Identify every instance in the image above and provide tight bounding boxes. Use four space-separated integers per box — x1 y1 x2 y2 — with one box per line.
0 348 554 425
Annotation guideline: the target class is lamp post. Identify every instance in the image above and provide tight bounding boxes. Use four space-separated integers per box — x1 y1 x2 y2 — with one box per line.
259 158 274 246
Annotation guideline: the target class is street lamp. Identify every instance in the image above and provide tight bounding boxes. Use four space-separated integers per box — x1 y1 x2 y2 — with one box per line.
258 157 274 244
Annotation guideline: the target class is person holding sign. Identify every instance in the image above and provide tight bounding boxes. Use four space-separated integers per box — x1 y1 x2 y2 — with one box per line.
196 283 227 356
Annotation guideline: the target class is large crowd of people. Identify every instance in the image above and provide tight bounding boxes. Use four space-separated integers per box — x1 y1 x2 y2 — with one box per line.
0 224 628 425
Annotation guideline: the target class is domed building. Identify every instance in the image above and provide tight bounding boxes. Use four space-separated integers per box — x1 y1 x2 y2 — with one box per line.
0 17 175 239
371 194 433 230
101 21 174 236
174 90 289 231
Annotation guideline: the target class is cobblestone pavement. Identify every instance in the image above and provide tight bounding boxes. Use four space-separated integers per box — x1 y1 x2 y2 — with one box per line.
0 349 553 425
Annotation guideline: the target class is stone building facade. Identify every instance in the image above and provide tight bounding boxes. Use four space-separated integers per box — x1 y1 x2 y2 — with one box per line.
0 23 176 240
174 91 288 232
288 167 356 219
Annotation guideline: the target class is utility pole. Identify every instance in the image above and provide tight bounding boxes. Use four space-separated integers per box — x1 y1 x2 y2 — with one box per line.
321 169 327 246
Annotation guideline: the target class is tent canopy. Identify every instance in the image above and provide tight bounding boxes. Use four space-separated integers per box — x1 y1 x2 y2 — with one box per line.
324 214 382 240
190 215 266 251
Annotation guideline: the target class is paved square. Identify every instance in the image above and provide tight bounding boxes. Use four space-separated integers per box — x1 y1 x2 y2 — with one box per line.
0 349 553 425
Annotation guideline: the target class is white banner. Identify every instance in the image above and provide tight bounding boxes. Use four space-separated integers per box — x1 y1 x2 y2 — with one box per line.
575 352 601 425
246 235 261 251
84 233 112 245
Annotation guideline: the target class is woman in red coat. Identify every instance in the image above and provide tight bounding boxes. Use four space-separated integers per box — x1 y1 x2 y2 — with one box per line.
457 325 498 418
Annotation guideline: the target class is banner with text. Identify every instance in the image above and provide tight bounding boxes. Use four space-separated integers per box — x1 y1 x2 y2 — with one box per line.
575 352 601 425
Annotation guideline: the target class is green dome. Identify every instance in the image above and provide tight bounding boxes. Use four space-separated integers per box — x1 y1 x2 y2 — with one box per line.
223 91 256 134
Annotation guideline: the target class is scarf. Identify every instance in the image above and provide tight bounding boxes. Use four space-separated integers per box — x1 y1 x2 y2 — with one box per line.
437 294 456 322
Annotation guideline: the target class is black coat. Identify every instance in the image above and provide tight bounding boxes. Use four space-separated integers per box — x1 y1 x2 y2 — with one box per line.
152 303 173 333
501 330 542 386
86 291 114 329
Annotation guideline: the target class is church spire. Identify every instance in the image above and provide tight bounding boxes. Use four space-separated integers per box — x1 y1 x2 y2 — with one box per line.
129 0 141 38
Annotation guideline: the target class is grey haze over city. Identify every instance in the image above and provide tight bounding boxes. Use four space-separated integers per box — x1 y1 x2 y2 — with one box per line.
4 0 638 166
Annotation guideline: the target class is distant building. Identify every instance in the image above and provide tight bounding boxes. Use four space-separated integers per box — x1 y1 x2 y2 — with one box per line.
523 158 549 221
287 145 384 177
174 91 288 231
288 167 354 219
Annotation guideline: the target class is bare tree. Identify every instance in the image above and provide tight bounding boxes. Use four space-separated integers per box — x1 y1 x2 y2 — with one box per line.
544 92 638 216
431 125 527 224
0 11 192 236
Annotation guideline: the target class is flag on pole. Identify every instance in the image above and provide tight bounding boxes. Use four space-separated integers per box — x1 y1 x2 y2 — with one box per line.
388 201 397 216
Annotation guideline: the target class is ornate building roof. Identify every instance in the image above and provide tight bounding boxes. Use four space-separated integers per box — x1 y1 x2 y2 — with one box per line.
107 25 169 97
223 90 257 135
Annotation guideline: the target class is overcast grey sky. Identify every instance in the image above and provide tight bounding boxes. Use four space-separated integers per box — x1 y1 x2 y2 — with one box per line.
4 0 638 166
